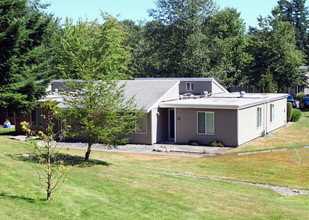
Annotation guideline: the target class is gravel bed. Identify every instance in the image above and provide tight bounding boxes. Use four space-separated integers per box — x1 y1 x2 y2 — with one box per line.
37 141 231 157
146 169 309 197
38 141 153 152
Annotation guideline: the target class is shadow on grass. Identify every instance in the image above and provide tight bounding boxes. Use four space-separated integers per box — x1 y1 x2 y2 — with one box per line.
0 192 45 203
0 129 16 136
11 153 111 167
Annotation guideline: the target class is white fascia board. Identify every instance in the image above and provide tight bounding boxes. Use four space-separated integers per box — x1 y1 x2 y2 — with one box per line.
146 81 180 112
160 96 288 111
159 103 240 110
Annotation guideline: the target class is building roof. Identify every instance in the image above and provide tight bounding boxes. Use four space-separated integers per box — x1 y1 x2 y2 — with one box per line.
119 80 179 112
135 78 213 82
159 93 288 110
41 80 180 112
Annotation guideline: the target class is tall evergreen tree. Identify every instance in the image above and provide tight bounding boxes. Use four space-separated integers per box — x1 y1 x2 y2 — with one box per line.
276 0 308 57
0 0 54 114
292 0 308 50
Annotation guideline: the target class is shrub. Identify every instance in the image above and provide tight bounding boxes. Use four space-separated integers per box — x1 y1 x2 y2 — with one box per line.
287 102 293 122
188 140 201 146
291 109 302 122
210 141 224 147
296 92 305 100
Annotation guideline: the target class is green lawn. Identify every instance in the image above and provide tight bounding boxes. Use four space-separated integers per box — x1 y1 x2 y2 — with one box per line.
227 111 309 154
0 132 308 219
0 127 15 138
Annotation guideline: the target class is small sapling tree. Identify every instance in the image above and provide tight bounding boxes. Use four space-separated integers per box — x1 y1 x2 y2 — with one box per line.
21 100 68 201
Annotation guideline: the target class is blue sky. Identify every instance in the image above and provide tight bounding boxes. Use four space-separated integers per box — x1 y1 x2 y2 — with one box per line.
41 0 309 29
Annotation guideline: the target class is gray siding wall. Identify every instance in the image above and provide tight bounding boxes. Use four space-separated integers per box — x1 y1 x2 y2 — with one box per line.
238 98 287 145
175 108 238 146
238 104 265 145
266 99 287 133
179 81 212 95
128 112 152 145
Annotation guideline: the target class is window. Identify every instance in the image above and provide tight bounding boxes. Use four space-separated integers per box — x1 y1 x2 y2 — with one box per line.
197 112 214 135
270 104 274 122
135 114 147 134
31 108 43 126
257 107 262 128
186 82 195 92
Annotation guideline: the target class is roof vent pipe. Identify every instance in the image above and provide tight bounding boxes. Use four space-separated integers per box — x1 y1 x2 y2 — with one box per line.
240 91 246 98
203 91 208 97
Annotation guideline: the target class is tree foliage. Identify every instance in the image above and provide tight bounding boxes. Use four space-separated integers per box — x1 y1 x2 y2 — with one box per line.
62 79 142 162
57 13 131 80
276 0 309 58
246 14 305 92
0 0 55 114
125 0 250 87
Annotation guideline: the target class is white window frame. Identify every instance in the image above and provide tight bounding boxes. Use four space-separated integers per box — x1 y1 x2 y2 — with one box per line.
135 114 147 134
270 104 274 122
257 107 262 128
197 111 215 135
186 82 195 92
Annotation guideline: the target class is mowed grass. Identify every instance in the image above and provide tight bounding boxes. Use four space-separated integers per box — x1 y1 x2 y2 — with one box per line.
0 135 309 219
227 111 309 154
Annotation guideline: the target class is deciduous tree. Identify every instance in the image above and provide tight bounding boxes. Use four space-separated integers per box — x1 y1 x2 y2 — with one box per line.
57 13 131 80
22 100 68 201
246 15 305 92
62 79 142 162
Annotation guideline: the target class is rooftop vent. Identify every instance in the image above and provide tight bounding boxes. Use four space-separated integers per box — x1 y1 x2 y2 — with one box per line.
203 91 208 97
240 91 246 98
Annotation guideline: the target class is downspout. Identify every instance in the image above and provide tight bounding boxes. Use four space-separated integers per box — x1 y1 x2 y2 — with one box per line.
265 100 269 134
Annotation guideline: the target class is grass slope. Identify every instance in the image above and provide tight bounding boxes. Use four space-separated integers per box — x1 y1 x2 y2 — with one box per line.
0 135 308 219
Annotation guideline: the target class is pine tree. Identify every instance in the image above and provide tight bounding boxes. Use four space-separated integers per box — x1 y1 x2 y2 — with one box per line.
0 0 54 114
276 0 308 56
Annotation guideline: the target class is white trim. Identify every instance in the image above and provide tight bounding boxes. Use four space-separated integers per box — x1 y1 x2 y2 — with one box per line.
147 81 180 112
257 107 262 128
270 103 275 123
196 111 215 135
159 96 289 110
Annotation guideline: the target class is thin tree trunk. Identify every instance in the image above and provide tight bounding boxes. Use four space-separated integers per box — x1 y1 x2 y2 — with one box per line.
84 142 92 162
47 145 51 201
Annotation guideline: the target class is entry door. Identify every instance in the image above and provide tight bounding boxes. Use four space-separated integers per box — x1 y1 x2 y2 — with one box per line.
169 109 175 140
